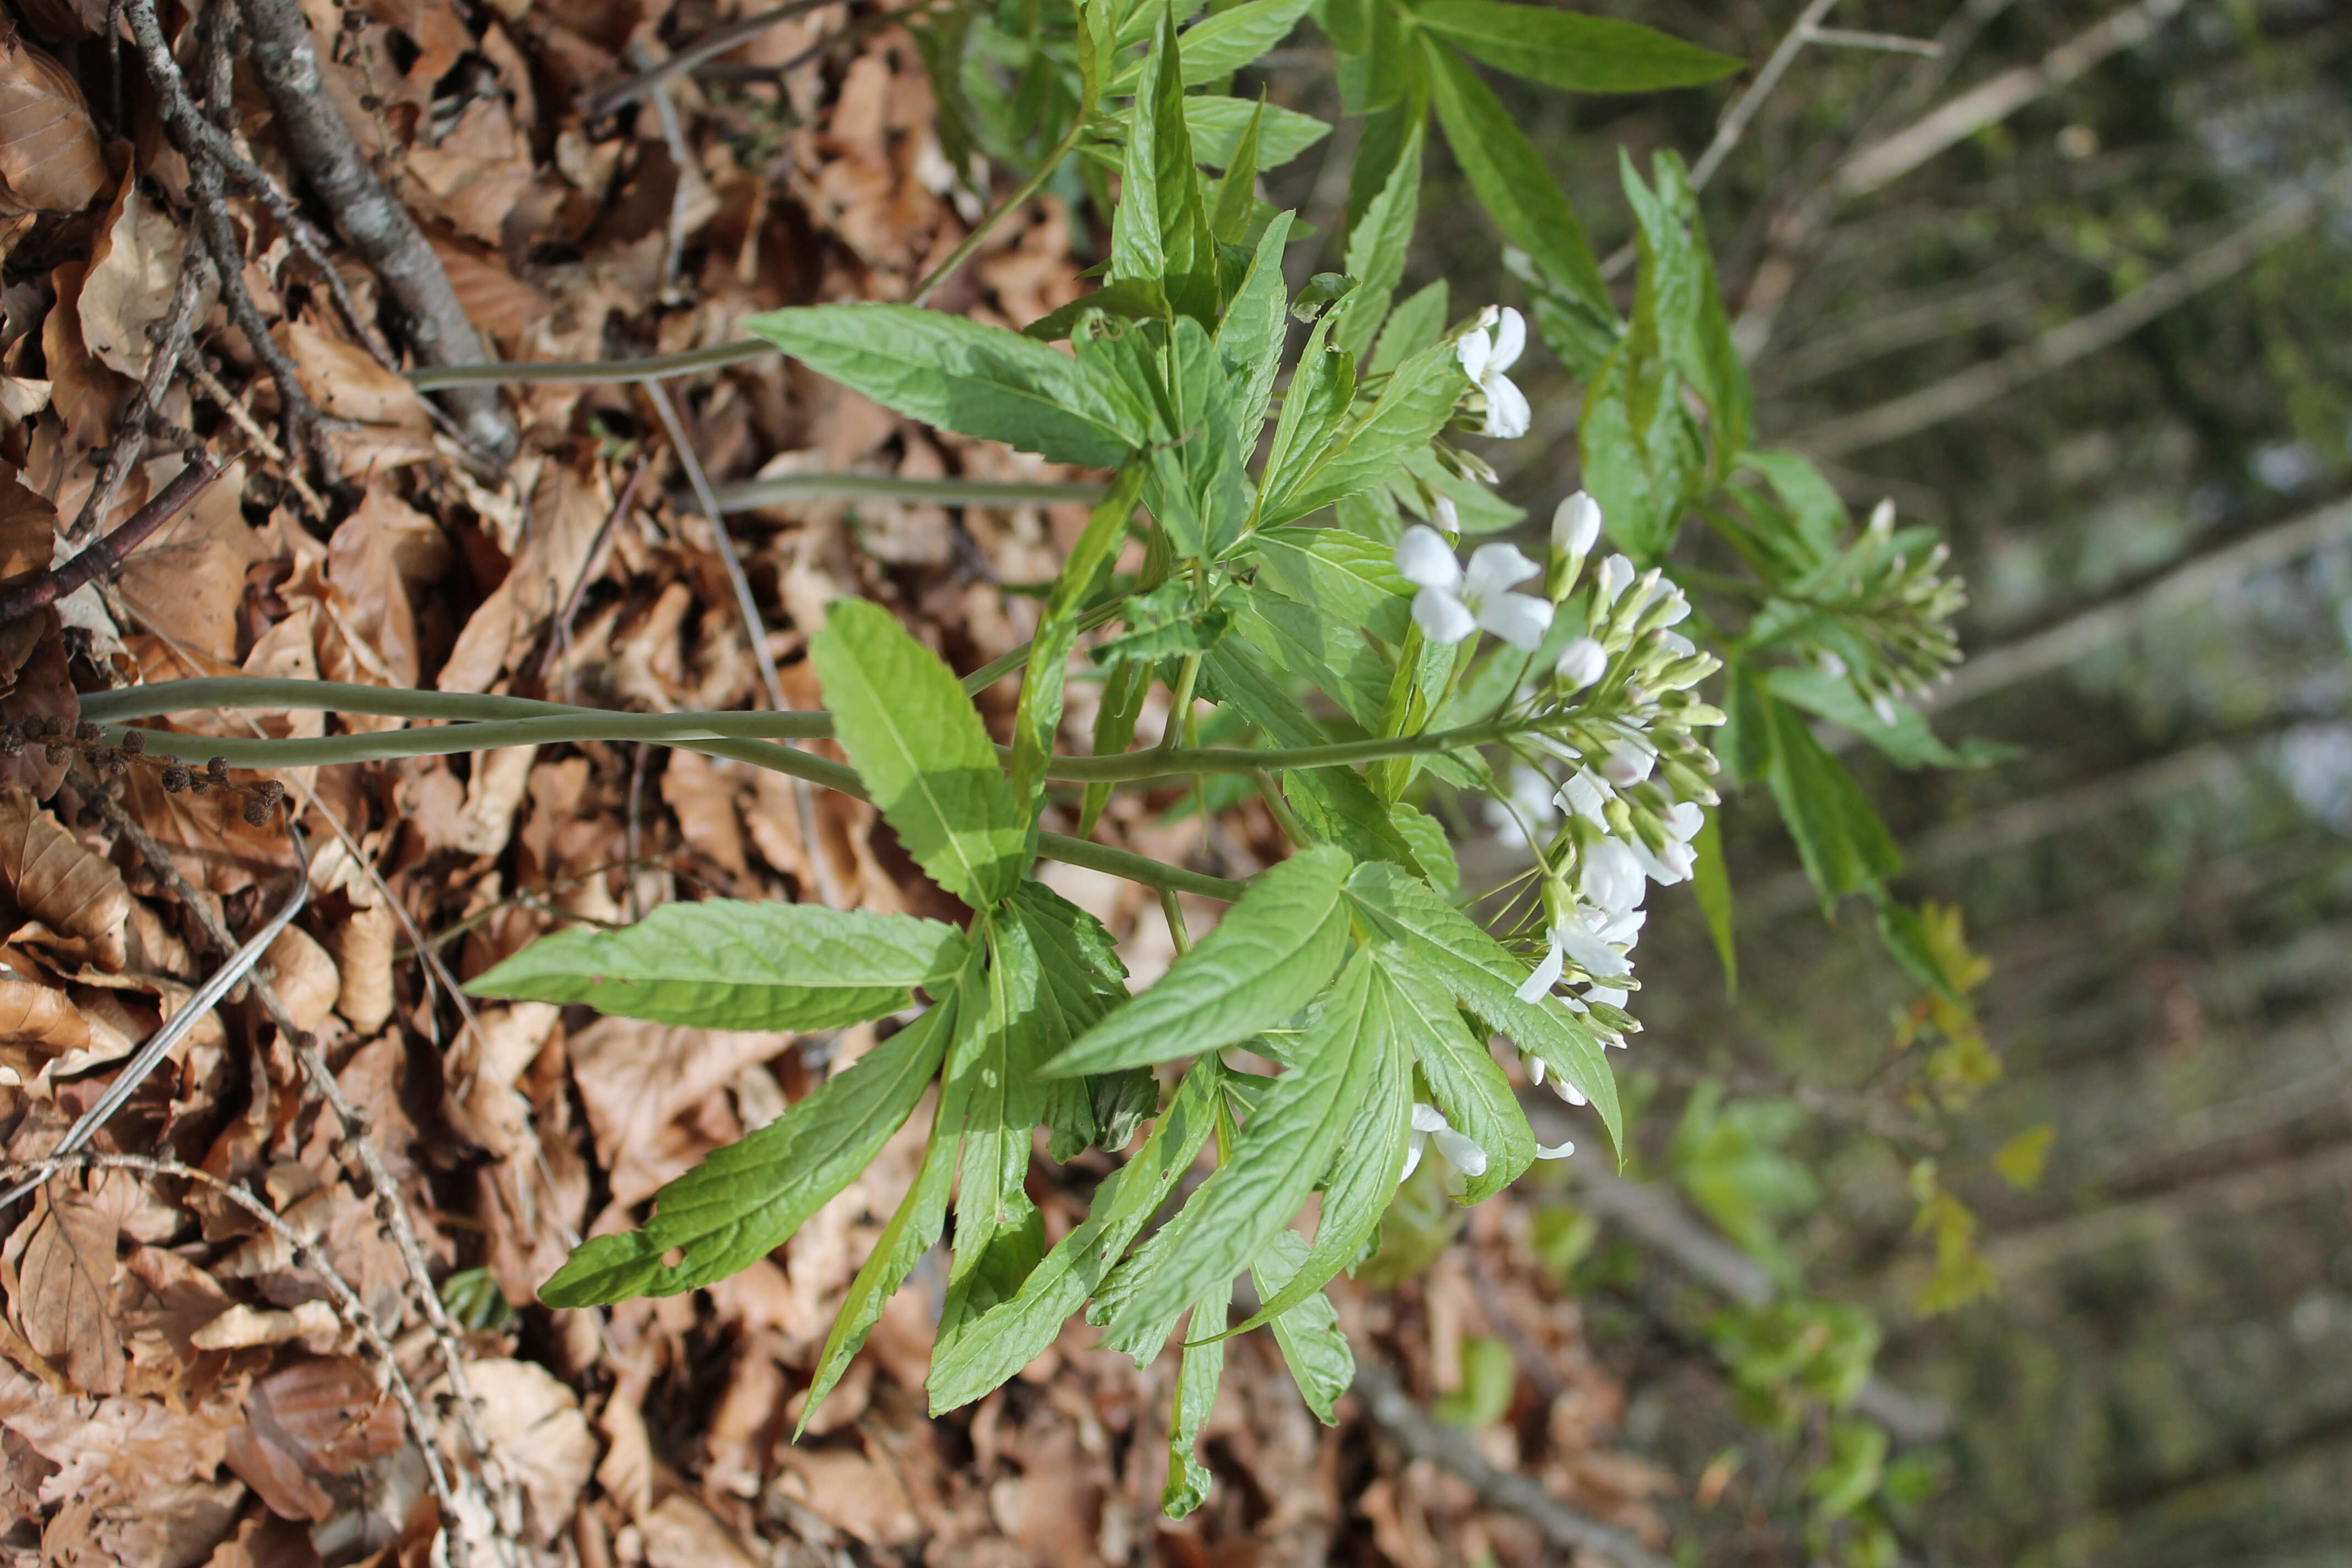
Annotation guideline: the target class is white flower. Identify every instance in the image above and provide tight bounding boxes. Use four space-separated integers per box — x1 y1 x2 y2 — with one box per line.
1513 902 1641 1005
1490 765 1561 848
1550 1074 1588 1107
1555 635 1607 691
1553 490 1602 559
1579 837 1647 914
1403 1102 1488 1183
1457 307 1531 439
1594 553 1636 609
1534 1139 1576 1160
1597 736 1657 787
1395 526 1554 651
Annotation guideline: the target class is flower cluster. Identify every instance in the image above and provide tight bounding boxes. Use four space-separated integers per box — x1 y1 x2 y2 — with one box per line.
1765 498 1967 725
1403 1100 1575 1195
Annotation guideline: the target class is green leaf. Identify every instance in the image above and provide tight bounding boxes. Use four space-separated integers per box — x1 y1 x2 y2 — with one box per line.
1161 1277 1233 1518
1264 336 1468 526
1207 99 1266 246
1505 244 1620 379
1249 527 1412 645
814 599 1029 907
799 1054 966 1433
1370 279 1450 378
1739 449 1848 560
1430 1335 1517 1427
1222 966 1409 1332
1011 463 1147 818
1218 208 1298 434
1021 278 1170 342
1578 325 1702 562
1149 315 1254 559
1337 0 1417 112
1343 861 1623 1152
1114 946 1382 1329
1387 802 1460 902
1174 0 1315 80
1691 808 1738 994
1251 1228 1354 1423
1378 939 1533 1201
1233 583 1390 729
1767 666 2010 771
941 918 1055 1341
1425 38 1606 319
743 305 1147 467
1256 313 1354 520
1413 0 1741 92
538 992 958 1306
1114 5 1220 326
927 1057 1222 1411
1761 690 1902 905
1992 1124 2056 1190
1185 95 1331 171
465 901 964 1030
1333 121 1425 358
1620 150 1750 480
1082 661 1150 836
1009 880 1146 1161
1095 579 1237 666
1046 845 1354 1075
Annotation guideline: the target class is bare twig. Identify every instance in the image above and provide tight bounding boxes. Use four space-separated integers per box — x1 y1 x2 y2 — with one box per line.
1794 162 2352 457
1804 27 1943 56
583 0 839 119
67 256 208 542
539 454 654 685
0 458 219 628
910 120 1086 307
0 1150 461 1520
234 0 517 459
1351 1359 1678 1568
186 355 330 518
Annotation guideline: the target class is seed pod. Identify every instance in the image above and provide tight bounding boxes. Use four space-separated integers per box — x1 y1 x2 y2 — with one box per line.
162 765 191 793
243 794 273 827
121 729 145 755
257 780 286 807
206 756 230 781
74 721 100 743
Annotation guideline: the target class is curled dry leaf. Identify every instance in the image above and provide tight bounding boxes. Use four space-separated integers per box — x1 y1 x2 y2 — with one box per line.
466 1357 598 1543
80 173 194 380
224 1355 403 1523
0 633 78 799
0 784 132 972
0 962 91 1072
0 23 104 217
259 923 340 1036
323 901 395 1035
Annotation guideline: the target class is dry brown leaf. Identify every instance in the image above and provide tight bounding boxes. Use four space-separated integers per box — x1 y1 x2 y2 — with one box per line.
0 457 52 582
638 1493 763 1568
40 258 125 454
277 322 429 431
659 749 752 880
323 901 394 1035
565 1018 791 1206
466 1357 597 1543
428 235 556 347
0 784 130 971
771 1445 923 1548
0 969 92 1074
259 923 339 1036
188 1300 340 1352
320 486 449 691
80 170 194 379
0 1348 242 1509
0 623 78 799
225 1355 401 1523
50 1476 246 1568
0 24 105 217
10 1183 123 1394
437 459 609 694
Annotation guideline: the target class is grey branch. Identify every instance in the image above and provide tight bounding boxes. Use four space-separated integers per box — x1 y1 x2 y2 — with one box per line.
1793 162 2352 457
237 0 516 459
1350 1359 1678 1568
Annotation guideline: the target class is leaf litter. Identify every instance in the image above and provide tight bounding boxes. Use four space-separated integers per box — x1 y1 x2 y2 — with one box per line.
0 1 1678 1563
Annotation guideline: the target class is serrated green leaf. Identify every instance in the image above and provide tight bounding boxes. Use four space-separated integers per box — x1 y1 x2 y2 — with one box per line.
1761 690 1902 905
1149 316 1254 558
1114 6 1219 326
1250 526 1412 645
1021 278 1170 342
1387 802 1460 902
1333 122 1425 358
1343 861 1623 1153
1218 208 1298 435
1252 1229 1354 1423
1046 845 1353 1075
928 1057 1221 1411
1233 584 1390 729
1370 279 1450 378
1011 462 1147 819
941 918 1054 1339
1691 807 1737 994
1185 95 1331 171
743 305 1147 467
1414 0 1742 92
1425 37 1607 320
1095 579 1237 666
1161 1276 1232 1518
1378 939 1533 1200
815 599 1028 908
465 901 964 1030
1208 99 1265 244
1264 336 1467 526
1010 881 1150 1161
1115 947 1381 1329
538 992 959 1306
1256 312 1354 520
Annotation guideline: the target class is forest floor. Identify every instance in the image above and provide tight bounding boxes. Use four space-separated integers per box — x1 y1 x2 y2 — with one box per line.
0 1 1694 1564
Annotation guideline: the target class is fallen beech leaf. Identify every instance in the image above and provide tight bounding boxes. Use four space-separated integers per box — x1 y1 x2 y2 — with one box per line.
638 1493 762 1568
0 970 91 1072
465 1358 597 1543
188 1299 340 1351
10 1184 125 1395
40 258 125 454
0 1358 244 1507
0 23 105 217
277 321 429 430
0 459 51 584
0 623 78 799
80 171 194 379
224 1354 402 1523
50 1476 246 1568
770 1446 922 1548
563 1017 791 1206
0 784 131 972
324 901 395 1035
259 923 340 1035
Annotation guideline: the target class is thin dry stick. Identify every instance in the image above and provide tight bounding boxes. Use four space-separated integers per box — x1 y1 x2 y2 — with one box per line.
1350 1359 1678 1568
1794 162 2352 458
0 1150 462 1517
0 458 219 627
68 255 209 542
186 356 330 517
584 0 839 119
642 381 842 906
539 455 655 685
80 784 520 1565
1805 27 1944 56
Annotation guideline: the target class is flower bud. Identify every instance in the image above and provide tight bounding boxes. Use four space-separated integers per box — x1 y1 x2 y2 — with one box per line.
1555 636 1607 692
1552 491 1602 559
1431 494 1461 535
1594 553 1635 611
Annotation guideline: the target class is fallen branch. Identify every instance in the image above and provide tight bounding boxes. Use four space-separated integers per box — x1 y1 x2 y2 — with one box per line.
1350 1358 1678 1568
0 456 218 628
235 0 517 459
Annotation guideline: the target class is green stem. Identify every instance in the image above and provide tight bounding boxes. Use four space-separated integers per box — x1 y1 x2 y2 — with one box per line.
407 338 777 391
1251 768 1308 848
910 121 1088 307
1035 832 1246 901
704 473 1107 515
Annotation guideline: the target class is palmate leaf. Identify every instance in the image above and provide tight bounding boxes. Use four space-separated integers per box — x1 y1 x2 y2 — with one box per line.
465 901 965 1031
538 991 960 1306
1412 0 1743 93
814 598 1028 909
1044 843 1354 1075
742 305 1147 467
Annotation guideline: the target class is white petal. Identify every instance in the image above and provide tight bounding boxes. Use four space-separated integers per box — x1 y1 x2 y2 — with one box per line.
1871 693 1899 726
1556 769 1610 824
1395 525 1464 591
1413 586 1478 645
1665 801 1706 841
1481 374 1532 439
1585 984 1629 1008
1463 542 1540 596
1551 491 1602 558
1555 636 1607 691
1478 592 1554 652
1595 554 1635 608
1659 631 1696 657
1456 330 1491 382
1630 838 1693 886
1534 1140 1576 1160
1400 1132 1425 1182
1550 1074 1587 1106
1598 739 1656 787
1431 1125 1488 1178
1489 307 1526 372
1411 1102 1450 1134
1514 941 1565 1004
1522 1050 1547 1086
1431 495 1460 533
1592 906 1646 945
1654 588 1692 627
1579 839 1647 914
1558 924 1632 980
